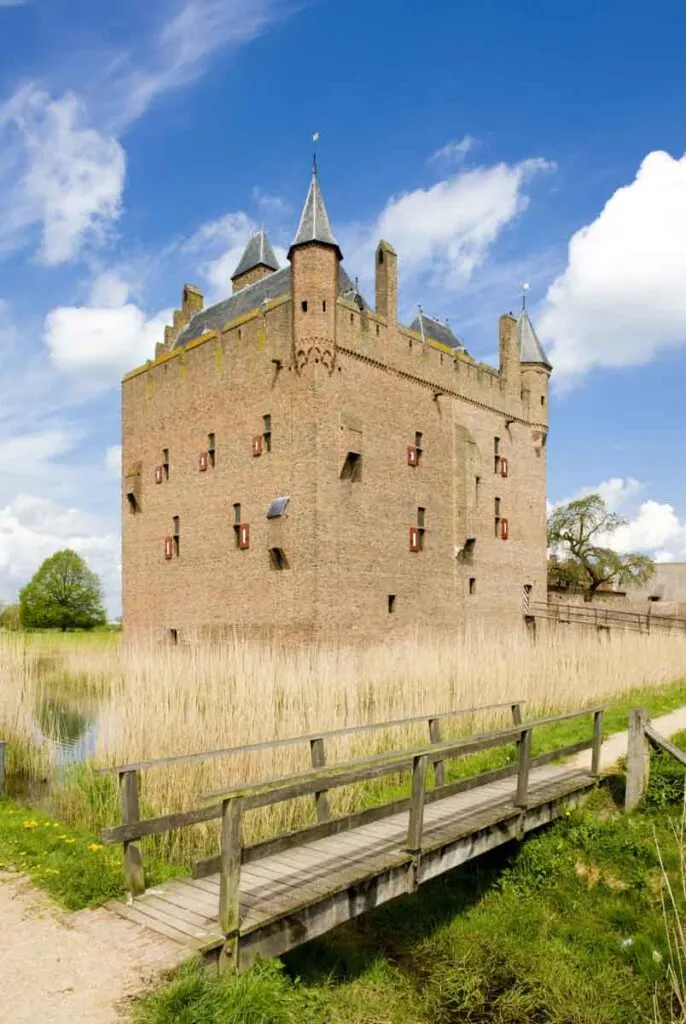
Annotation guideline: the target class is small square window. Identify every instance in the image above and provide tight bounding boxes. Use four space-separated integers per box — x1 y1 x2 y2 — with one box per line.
540 395 545 406
388 594 396 614
469 577 476 595
266 496 290 519
301 300 308 313
172 516 180 556
322 300 327 312
208 433 216 466
269 547 289 570
169 628 179 644
341 451 361 482
126 493 138 514
417 507 425 529
475 476 481 504
263 414 272 453
162 449 170 479
233 503 241 525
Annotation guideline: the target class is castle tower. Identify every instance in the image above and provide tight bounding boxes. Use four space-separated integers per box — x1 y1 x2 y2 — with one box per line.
518 308 552 425
231 228 280 293
288 163 341 372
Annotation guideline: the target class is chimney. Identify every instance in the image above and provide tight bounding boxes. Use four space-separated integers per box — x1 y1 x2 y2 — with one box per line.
375 240 397 328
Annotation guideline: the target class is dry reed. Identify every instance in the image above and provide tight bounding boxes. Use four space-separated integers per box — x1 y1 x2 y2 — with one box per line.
2 627 686 863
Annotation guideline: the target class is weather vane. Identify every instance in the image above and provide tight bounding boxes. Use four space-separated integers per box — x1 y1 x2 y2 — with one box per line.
521 281 530 311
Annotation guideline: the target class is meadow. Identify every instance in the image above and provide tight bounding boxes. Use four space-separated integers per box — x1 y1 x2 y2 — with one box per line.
2 625 686 872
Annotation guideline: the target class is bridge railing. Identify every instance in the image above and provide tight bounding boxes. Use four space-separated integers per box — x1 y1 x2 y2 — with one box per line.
101 703 604 904
99 700 525 896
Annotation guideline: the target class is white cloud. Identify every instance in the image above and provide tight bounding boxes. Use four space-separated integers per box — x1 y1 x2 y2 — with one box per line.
44 300 172 381
0 428 79 476
105 445 121 477
0 87 125 264
0 494 119 614
539 150 686 381
342 157 553 297
428 135 476 166
99 0 292 130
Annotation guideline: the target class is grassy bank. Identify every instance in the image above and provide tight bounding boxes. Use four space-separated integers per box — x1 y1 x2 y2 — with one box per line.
0 798 181 909
134 747 686 1024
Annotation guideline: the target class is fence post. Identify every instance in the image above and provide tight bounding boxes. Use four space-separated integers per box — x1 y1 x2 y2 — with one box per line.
511 703 523 726
428 718 445 787
591 710 604 776
219 796 243 975
309 737 331 822
406 754 428 853
0 741 5 798
515 727 532 808
625 709 650 811
119 769 145 897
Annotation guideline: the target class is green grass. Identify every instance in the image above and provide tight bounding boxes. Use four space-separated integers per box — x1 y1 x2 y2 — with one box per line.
0 797 181 910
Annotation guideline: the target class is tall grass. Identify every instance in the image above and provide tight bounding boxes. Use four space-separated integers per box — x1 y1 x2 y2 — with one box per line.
2 627 686 864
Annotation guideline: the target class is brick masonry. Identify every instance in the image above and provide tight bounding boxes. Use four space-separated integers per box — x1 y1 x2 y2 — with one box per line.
122 230 550 643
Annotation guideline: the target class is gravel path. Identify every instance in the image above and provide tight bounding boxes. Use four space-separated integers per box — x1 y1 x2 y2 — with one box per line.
3 705 686 1023
0 872 186 1024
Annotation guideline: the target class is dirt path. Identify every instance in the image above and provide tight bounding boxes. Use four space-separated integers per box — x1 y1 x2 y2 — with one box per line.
3 705 686 1023
0 872 186 1024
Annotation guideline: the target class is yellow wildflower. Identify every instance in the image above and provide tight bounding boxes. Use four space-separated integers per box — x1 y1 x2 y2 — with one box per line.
22 820 38 829
45 868 60 876
62 837 76 845
87 843 103 853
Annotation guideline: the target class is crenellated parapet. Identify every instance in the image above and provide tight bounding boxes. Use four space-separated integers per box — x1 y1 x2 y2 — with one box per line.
156 284 204 357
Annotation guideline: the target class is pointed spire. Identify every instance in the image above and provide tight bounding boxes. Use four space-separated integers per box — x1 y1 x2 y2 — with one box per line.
289 164 341 259
518 308 552 369
231 228 280 281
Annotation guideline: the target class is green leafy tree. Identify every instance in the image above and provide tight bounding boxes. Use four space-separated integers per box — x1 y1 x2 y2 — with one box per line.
19 550 107 631
547 494 655 595
0 603 21 630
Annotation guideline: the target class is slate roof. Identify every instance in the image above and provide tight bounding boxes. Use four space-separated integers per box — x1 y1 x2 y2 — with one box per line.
174 264 360 348
289 169 340 255
518 309 552 368
231 228 280 280
409 311 466 351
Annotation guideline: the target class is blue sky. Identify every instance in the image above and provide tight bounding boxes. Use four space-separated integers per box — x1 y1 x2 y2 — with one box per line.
1 0 686 615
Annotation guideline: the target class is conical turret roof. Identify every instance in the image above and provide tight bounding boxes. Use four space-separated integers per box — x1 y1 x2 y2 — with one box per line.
518 308 552 369
231 228 280 280
289 165 341 258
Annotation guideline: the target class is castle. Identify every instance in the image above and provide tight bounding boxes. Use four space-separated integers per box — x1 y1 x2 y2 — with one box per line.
122 166 552 642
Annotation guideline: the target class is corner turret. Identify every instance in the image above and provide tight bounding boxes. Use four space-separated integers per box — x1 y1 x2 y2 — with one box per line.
518 307 551 424
289 163 341 373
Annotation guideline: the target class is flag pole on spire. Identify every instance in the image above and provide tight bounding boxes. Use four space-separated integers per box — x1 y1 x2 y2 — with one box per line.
521 281 530 311
312 131 320 176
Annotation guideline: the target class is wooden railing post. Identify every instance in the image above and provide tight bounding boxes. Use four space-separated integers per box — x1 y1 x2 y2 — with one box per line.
511 703 523 726
219 796 243 975
591 710 604 776
625 709 650 811
119 769 145 896
309 737 331 822
0 740 6 798
406 754 428 853
515 727 531 808
427 718 445 787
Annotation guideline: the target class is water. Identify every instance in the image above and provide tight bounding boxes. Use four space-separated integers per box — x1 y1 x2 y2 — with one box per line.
32 695 101 768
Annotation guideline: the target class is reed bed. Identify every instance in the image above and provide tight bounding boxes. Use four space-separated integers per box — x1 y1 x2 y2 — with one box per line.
2 627 686 865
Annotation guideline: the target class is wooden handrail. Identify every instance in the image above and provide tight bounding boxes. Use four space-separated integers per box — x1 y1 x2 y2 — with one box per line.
200 707 604 808
97 700 525 776
102 706 604 847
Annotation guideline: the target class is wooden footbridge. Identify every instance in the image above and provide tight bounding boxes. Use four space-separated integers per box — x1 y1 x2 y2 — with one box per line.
100 702 604 972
